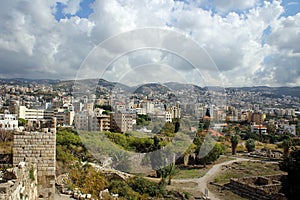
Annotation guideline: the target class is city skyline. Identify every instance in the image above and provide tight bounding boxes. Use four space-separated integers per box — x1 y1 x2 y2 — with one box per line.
0 0 299 87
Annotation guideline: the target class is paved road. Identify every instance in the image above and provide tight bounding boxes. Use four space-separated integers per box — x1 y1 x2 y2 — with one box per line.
173 157 250 200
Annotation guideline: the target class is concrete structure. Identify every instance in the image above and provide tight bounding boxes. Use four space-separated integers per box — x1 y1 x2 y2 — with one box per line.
251 124 268 135
98 115 111 132
19 106 74 126
74 111 100 131
110 112 133 133
165 111 172 122
19 106 44 120
248 112 266 124
74 111 89 131
0 114 18 130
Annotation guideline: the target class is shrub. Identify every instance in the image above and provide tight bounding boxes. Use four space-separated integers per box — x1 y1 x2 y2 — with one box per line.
127 176 165 197
246 139 256 152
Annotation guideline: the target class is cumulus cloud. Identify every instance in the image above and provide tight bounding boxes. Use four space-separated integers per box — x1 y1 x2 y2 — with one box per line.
62 0 82 15
0 0 298 86
214 0 259 14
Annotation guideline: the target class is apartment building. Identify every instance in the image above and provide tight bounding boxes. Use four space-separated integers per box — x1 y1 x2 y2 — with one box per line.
0 113 18 130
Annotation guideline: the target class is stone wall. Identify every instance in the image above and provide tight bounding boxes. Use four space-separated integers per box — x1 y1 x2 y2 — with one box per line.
13 129 56 200
0 162 38 200
227 174 287 200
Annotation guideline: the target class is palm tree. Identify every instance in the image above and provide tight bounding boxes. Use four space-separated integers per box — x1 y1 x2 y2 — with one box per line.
167 163 179 185
231 135 239 155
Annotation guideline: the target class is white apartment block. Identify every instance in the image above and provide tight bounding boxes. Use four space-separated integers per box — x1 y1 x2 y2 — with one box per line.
19 106 74 126
19 106 44 120
0 114 18 130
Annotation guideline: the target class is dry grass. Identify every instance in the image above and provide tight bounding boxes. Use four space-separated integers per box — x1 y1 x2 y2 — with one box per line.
209 161 284 200
174 156 235 179
214 161 282 184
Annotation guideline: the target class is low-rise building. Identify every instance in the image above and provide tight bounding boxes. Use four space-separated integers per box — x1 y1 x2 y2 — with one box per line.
0 114 18 130
251 124 268 135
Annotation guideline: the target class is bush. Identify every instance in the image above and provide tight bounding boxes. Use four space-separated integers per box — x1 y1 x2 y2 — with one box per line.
246 139 256 152
109 180 143 200
127 176 165 197
56 128 93 163
67 163 108 199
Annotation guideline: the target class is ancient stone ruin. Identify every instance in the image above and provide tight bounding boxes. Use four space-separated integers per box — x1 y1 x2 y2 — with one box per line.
227 174 287 200
0 162 38 200
0 118 56 200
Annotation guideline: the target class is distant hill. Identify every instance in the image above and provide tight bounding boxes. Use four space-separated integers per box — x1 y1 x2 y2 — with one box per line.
0 78 59 85
228 86 300 98
1 78 300 98
134 83 171 95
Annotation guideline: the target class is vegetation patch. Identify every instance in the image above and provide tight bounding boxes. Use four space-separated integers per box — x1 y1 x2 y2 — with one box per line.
213 161 282 184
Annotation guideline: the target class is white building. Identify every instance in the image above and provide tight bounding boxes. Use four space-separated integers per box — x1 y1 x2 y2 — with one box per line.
165 111 172 122
0 114 18 130
251 125 268 135
283 125 296 135
19 106 44 120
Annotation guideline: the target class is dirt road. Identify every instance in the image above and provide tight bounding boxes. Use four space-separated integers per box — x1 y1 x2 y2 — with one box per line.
173 157 250 200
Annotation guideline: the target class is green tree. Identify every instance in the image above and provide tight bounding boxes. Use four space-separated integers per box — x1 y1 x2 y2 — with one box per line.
245 138 256 152
230 135 238 155
282 138 293 157
18 118 27 126
158 163 179 185
193 135 223 166
280 149 300 199
199 143 223 166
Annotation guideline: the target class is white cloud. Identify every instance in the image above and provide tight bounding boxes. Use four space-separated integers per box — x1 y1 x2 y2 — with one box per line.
214 0 259 14
0 0 298 86
62 0 82 15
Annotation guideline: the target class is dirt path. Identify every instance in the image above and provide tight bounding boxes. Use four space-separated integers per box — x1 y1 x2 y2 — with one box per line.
173 157 250 200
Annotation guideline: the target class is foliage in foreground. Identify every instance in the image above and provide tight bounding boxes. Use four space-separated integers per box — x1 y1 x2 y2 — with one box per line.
104 132 165 153
280 149 300 199
67 163 108 198
109 176 166 200
56 128 93 174
56 128 171 199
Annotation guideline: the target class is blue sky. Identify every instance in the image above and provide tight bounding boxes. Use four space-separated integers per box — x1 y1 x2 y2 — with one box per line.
54 0 300 21
55 0 94 20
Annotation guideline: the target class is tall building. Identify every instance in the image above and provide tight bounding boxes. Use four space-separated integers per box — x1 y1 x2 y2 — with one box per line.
110 111 133 133
98 115 111 132
248 111 265 125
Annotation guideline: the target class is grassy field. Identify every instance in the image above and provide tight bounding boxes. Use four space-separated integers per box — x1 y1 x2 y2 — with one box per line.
213 161 282 184
174 156 235 179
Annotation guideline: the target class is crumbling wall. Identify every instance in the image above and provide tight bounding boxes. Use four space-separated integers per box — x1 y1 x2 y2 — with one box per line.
0 162 38 200
227 174 287 200
13 129 56 200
